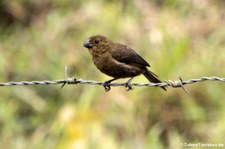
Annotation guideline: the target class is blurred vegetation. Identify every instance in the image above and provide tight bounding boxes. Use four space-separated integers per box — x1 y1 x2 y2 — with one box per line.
0 0 225 149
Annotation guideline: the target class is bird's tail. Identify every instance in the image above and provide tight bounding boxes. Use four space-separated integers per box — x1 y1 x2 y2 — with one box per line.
143 70 167 91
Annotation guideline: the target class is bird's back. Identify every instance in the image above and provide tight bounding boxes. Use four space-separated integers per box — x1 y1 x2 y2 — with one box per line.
111 43 150 68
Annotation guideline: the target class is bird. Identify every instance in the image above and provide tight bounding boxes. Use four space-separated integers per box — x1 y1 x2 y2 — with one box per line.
83 35 166 91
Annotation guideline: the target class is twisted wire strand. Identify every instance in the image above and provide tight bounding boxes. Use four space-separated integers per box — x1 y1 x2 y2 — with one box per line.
0 76 224 89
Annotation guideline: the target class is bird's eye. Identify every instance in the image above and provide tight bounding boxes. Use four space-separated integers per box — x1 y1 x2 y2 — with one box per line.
95 40 99 44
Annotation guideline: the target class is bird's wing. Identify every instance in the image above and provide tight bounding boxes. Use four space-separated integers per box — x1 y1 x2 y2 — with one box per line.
111 43 150 67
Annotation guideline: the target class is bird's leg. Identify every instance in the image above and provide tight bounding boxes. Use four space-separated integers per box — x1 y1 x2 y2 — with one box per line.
125 77 134 91
103 78 118 92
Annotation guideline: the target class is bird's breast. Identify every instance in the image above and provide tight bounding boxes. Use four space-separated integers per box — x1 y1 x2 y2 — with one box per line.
92 54 111 70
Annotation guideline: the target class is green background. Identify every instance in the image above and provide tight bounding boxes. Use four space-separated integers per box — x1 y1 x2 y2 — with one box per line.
0 0 225 148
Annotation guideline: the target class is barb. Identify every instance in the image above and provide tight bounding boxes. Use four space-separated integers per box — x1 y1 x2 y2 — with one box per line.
60 65 69 89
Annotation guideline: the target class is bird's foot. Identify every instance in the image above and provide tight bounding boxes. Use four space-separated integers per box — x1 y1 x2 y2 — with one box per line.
125 83 133 91
103 78 117 92
103 81 111 92
125 77 134 91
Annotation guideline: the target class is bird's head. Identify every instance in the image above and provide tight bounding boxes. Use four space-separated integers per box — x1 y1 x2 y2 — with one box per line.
83 35 113 53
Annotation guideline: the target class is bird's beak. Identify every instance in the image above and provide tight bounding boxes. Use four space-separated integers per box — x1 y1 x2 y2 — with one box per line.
83 40 93 48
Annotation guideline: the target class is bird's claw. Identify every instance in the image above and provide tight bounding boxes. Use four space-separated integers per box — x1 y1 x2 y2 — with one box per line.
125 82 133 91
103 82 111 92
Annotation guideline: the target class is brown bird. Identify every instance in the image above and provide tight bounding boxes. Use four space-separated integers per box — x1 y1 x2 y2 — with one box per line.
83 35 166 91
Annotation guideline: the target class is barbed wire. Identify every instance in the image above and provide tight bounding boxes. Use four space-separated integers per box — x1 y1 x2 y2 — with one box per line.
0 67 224 92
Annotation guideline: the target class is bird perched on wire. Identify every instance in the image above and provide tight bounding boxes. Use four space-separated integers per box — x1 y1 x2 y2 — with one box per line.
83 35 166 91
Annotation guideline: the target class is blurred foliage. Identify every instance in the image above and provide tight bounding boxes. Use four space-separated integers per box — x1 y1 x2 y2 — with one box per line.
0 0 225 149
